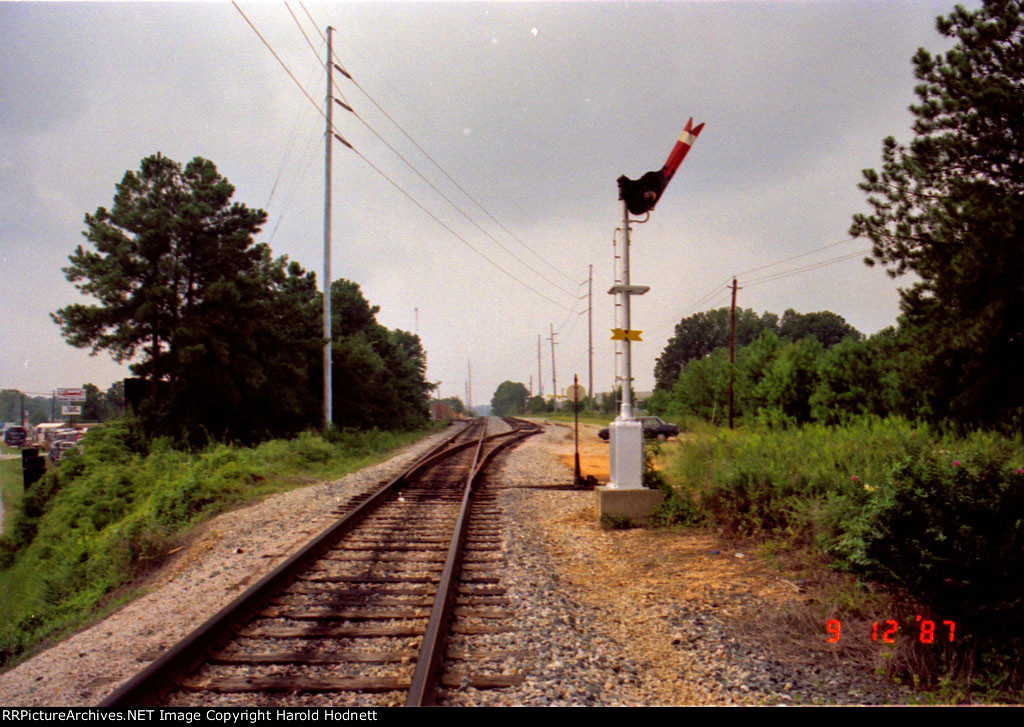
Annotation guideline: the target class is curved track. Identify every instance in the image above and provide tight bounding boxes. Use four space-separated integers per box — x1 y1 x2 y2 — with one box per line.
101 417 540 707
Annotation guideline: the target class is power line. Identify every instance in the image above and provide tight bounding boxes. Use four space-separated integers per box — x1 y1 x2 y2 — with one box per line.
231 2 348 144
269 131 322 243
307 7 578 287
233 2 573 311
743 248 873 288
647 237 869 339
285 1 352 108
340 100 577 297
349 146 574 311
265 62 321 211
732 236 858 279
646 279 731 339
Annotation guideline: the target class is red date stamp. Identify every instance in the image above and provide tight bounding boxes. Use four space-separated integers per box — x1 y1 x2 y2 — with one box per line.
826 617 957 644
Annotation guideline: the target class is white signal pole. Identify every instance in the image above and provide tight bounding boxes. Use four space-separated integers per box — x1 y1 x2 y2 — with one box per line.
606 200 647 490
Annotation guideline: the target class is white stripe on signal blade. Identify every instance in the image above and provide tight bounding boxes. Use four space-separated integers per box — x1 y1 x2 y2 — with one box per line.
677 131 698 146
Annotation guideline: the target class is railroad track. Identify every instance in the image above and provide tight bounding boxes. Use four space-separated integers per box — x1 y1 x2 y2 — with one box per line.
100 416 540 708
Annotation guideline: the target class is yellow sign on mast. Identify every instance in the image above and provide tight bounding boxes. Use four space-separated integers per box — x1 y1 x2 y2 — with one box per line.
610 328 643 341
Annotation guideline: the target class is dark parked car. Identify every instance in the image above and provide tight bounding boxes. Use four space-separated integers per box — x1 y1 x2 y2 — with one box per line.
598 416 680 442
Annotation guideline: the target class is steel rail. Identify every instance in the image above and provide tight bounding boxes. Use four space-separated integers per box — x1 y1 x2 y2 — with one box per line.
406 418 541 705
101 419 478 707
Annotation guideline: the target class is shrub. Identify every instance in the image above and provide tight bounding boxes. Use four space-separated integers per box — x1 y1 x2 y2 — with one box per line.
834 443 1024 681
662 419 1024 690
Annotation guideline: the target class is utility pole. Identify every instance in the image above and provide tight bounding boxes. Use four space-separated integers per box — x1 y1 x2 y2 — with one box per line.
322 25 334 429
537 335 543 397
548 324 558 406
588 264 594 403
729 277 740 430
529 375 533 398
466 359 472 413
414 307 418 335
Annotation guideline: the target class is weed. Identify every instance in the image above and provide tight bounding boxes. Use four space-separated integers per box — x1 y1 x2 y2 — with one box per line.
600 514 635 530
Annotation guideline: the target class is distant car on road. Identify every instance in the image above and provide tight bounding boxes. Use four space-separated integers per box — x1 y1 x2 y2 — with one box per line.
598 416 680 442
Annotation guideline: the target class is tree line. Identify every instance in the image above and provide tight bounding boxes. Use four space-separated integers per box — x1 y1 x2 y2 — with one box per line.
53 153 432 447
647 310 925 427
654 0 1024 435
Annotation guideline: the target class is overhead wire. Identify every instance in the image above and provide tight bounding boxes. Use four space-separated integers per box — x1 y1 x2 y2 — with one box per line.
647 237 871 339
265 62 321 211
269 131 323 243
347 146 574 311
338 98 578 297
732 236 859 280
743 248 873 288
305 2 578 287
233 1 574 311
285 1 352 107
231 2 339 138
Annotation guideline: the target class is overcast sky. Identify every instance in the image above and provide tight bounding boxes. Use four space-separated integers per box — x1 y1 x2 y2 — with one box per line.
0 0 971 409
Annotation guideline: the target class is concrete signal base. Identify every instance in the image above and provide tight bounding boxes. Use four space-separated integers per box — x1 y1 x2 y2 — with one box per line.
594 487 664 526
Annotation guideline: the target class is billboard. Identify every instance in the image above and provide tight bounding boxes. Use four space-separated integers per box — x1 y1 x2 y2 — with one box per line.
56 388 87 402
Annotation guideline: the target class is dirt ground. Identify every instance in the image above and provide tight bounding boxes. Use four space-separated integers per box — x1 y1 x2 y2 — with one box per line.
524 420 914 705
541 420 678 482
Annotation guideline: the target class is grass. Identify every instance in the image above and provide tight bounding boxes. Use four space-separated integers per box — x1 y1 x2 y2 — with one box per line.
527 411 615 427
0 420 440 669
0 458 23 536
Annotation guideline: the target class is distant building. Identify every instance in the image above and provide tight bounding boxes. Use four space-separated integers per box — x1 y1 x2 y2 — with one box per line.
430 402 452 422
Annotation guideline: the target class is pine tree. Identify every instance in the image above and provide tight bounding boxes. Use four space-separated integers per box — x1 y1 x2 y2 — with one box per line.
54 154 321 444
851 0 1024 429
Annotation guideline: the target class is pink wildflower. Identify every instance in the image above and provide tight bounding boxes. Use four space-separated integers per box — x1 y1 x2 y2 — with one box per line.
850 475 858 482
953 460 961 468
1016 468 1023 475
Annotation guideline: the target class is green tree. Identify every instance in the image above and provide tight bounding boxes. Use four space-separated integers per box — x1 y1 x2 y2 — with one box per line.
490 381 529 416
753 337 824 426
777 309 860 348
328 280 431 430
654 308 778 391
81 383 107 421
664 348 731 422
53 153 321 445
524 395 547 414
850 0 1024 430
104 381 125 417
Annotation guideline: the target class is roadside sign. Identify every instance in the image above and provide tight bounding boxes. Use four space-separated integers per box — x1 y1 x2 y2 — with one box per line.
61 405 82 416
57 388 86 402
4 427 27 447
565 384 586 401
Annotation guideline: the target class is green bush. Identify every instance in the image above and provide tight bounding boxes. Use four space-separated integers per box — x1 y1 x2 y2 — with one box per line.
834 443 1024 680
660 419 1024 690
